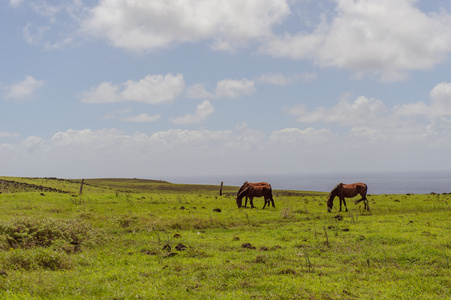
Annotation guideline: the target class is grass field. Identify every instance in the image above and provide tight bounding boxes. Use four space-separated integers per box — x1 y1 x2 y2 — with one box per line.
0 177 450 299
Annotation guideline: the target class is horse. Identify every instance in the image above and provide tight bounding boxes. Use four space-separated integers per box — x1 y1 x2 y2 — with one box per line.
327 182 369 212
236 182 270 208
236 182 275 209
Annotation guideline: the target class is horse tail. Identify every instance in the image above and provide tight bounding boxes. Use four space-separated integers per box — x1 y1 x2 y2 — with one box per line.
269 186 275 208
362 183 368 199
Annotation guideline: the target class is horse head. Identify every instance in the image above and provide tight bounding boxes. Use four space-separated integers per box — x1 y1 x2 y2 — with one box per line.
327 183 343 212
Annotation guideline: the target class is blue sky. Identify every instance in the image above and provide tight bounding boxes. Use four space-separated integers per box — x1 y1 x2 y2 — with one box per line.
1 0 451 179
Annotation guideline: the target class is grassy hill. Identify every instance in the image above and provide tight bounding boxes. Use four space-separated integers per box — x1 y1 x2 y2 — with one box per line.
0 177 448 299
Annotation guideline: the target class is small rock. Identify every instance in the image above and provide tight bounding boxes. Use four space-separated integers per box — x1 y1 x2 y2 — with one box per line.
173 233 181 238
213 208 221 212
241 243 256 249
140 249 157 255
164 252 177 258
175 243 187 251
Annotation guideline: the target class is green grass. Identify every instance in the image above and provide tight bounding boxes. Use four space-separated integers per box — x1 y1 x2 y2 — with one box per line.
0 177 449 299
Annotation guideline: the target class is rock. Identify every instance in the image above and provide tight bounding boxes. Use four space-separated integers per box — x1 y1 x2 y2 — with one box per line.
164 252 177 258
175 243 187 251
241 243 256 249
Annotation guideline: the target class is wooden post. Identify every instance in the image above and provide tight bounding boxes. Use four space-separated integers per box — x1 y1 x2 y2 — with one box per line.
79 179 84 195
220 181 223 196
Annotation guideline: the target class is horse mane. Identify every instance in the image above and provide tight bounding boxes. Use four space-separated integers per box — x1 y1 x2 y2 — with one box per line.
237 186 251 199
237 181 249 194
329 183 342 195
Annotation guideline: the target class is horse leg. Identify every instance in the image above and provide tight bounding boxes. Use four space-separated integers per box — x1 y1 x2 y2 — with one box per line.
363 195 370 211
244 196 248 208
262 197 267 209
342 197 348 212
250 197 256 208
339 197 348 212
355 193 369 211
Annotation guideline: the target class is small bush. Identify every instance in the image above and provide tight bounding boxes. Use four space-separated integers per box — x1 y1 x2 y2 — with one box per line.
4 248 72 270
0 217 92 250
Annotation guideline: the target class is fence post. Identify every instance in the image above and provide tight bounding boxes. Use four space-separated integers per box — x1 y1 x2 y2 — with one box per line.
220 181 223 196
79 179 84 195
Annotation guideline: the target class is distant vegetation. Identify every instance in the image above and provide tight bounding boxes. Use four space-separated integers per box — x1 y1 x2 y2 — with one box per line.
0 177 449 299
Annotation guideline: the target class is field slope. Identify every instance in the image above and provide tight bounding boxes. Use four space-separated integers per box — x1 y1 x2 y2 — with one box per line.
0 177 449 299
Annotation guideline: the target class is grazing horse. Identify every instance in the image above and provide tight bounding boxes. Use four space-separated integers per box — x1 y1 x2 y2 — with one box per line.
327 182 369 212
236 182 270 208
236 182 275 209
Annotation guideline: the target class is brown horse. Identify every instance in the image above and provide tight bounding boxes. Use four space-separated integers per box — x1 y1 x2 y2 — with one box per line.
236 182 269 208
327 182 369 212
236 182 275 209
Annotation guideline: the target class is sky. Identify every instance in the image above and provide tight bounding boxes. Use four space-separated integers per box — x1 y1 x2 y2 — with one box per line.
1 0 451 180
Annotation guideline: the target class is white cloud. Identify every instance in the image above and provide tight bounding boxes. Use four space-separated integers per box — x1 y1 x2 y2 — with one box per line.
122 74 185 104
171 100 215 124
186 84 215 99
0 132 20 138
429 82 451 115
285 84 451 146
3 76 46 100
3 122 451 178
187 78 256 99
81 73 184 104
122 113 161 123
257 72 318 85
261 0 451 80
395 82 451 119
9 0 24 7
215 78 256 98
16 2 83 49
81 81 122 104
270 127 337 145
289 96 387 126
81 0 290 52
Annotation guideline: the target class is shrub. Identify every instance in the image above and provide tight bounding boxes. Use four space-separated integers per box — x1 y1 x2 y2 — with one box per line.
4 248 72 270
0 217 92 250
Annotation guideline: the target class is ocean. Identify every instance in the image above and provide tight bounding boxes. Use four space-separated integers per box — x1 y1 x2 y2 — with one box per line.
163 171 451 195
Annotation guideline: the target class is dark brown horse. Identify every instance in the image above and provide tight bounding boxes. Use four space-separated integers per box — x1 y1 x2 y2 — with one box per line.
327 182 369 212
236 182 275 209
236 182 269 208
